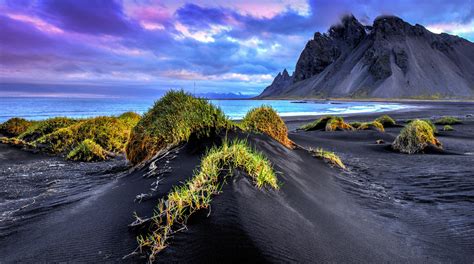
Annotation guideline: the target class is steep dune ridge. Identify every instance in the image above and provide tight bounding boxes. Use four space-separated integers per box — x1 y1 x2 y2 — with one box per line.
258 15 474 99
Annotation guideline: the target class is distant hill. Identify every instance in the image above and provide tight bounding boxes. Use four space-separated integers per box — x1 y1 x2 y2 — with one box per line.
257 15 474 99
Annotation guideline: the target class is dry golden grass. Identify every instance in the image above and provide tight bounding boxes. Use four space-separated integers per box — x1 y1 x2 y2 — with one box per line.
392 119 442 154
137 139 278 261
357 121 385 132
309 147 346 169
240 106 294 148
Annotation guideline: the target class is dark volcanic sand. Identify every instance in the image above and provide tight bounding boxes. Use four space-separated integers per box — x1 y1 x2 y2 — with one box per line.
0 101 473 263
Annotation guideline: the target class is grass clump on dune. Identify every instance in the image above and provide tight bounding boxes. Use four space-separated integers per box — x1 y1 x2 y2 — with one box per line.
37 116 133 155
299 116 335 131
434 116 462 125
350 121 362 129
126 90 231 165
392 119 442 154
137 139 278 261
325 117 354 131
309 147 346 169
118 112 141 127
375 115 396 127
66 139 107 162
443 125 454 131
0 136 33 147
18 117 77 142
240 106 294 148
0 118 33 137
300 116 353 131
357 121 385 132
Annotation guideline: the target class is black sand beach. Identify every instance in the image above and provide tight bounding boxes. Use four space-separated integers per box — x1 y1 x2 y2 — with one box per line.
1 101 473 263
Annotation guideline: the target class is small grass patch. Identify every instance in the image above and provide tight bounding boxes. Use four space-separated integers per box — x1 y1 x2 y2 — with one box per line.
0 118 33 137
240 106 294 148
300 116 353 131
36 116 133 155
18 117 77 142
299 116 335 131
126 90 231 165
357 121 385 132
392 119 442 154
325 117 354 131
434 116 462 125
118 112 141 127
0 136 33 147
66 139 108 162
136 139 278 261
375 115 396 127
309 147 346 169
443 125 454 131
350 121 362 129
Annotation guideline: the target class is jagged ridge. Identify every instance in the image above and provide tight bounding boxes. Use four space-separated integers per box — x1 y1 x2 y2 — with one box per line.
258 15 474 99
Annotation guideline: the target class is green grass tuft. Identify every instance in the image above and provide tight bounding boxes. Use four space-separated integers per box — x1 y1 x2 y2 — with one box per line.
137 139 278 261
434 116 462 125
0 118 33 137
18 117 77 142
299 116 335 131
66 139 107 162
126 90 231 165
357 121 385 132
309 147 346 169
375 115 396 127
443 125 454 131
325 117 354 131
350 121 362 128
300 116 353 131
240 106 294 148
36 116 133 154
392 119 442 154
118 112 141 127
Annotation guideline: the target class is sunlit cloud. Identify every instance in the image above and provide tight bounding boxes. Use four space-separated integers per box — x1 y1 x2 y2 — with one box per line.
426 21 474 35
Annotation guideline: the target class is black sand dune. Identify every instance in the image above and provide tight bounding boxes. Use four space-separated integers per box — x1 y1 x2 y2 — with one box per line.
1 102 474 263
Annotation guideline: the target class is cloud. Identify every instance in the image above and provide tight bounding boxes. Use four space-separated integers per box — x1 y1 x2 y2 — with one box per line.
1 0 474 96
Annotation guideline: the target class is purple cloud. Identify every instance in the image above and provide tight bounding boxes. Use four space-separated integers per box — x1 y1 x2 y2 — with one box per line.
0 0 473 96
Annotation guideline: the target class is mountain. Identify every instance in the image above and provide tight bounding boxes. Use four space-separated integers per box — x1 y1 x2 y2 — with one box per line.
258 15 474 99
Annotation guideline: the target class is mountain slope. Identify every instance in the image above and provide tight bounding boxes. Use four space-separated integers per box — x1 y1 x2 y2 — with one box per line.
258 15 474 99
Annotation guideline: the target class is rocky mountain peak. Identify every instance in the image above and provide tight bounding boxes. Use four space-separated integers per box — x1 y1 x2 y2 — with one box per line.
329 14 366 45
258 14 474 99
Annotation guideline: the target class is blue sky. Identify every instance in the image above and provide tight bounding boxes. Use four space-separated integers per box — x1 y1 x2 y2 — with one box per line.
1 0 473 97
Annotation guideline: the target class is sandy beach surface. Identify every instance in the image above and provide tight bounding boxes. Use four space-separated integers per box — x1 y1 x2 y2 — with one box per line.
0 101 473 263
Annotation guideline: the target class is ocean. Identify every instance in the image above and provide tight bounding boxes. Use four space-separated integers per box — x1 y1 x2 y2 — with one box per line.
0 97 411 122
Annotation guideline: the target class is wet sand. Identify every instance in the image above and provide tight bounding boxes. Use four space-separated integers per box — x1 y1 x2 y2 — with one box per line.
0 101 473 262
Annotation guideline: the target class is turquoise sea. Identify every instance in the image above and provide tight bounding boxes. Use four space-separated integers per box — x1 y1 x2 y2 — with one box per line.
0 97 411 122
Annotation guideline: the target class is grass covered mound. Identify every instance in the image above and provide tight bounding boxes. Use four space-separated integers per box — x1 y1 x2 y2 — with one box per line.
325 117 354 131
118 112 141 127
357 121 385 132
18 117 77 142
37 116 133 155
434 116 462 125
443 125 454 131
392 119 442 154
310 147 346 169
300 116 353 131
66 139 107 162
136 139 278 261
299 116 335 131
0 136 33 147
0 118 33 137
126 90 230 165
240 106 294 148
375 115 396 127
350 121 362 129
